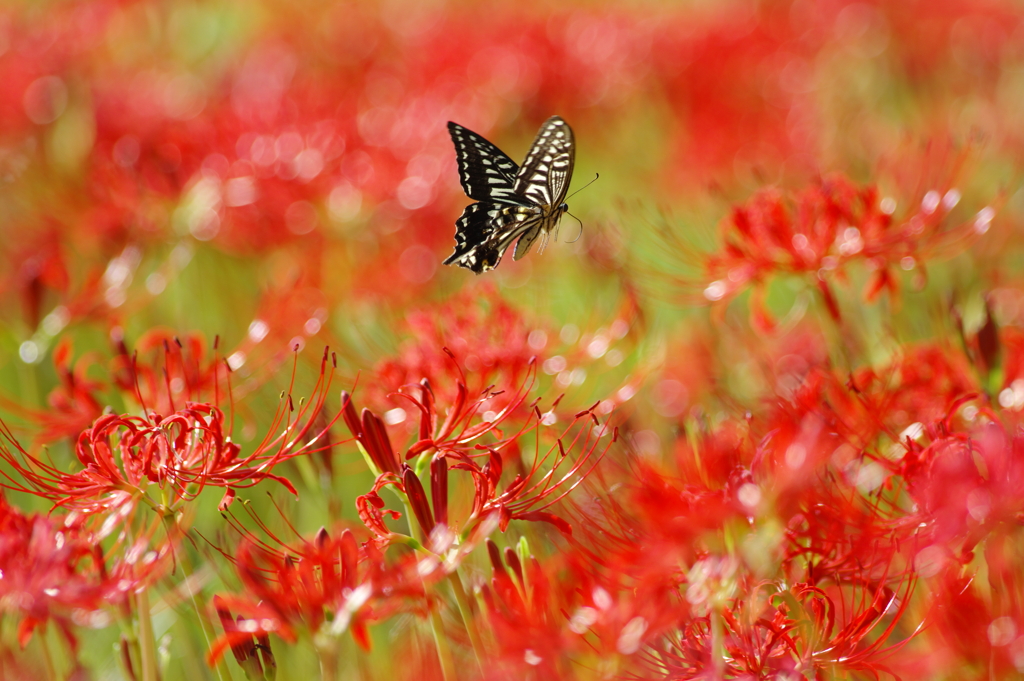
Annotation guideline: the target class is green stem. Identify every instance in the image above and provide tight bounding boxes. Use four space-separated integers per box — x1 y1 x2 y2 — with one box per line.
38 628 58 681
428 605 458 681
448 570 485 672
160 516 231 681
16 353 41 415
118 623 142 681
399 496 457 680
710 605 725 680
355 639 374 681
316 638 339 681
136 589 159 681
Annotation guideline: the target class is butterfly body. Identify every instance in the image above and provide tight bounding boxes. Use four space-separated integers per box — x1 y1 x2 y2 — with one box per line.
444 116 575 273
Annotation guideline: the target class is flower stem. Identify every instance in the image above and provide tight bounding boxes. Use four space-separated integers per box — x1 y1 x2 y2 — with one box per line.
316 639 339 681
38 629 58 681
428 605 458 681
118 626 142 681
160 516 230 681
448 570 485 672
710 604 725 679
136 589 159 681
400 496 458 680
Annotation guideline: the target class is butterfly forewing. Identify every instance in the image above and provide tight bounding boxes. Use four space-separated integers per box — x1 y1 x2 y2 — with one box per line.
447 122 525 205
513 116 575 209
444 116 575 274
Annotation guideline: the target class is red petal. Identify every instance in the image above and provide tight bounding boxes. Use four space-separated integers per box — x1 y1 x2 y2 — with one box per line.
515 511 573 537
218 487 237 511
17 617 39 649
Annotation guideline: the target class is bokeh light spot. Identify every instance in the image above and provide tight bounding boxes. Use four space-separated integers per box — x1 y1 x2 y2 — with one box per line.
285 201 318 235
397 176 434 210
398 244 436 284
18 341 40 364
23 76 68 124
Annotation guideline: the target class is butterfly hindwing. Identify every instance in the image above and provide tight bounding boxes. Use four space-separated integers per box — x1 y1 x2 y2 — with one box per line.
445 116 575 274
444 204 550 273
512 224 542 261
443 203 499 270
447 122 524 205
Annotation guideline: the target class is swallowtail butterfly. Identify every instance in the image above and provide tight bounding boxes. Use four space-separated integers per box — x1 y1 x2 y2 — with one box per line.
444 116 575 273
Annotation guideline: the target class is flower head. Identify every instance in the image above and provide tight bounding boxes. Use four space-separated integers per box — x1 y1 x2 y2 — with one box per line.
346 359 614 549
210 527 429 661
0 347 344 515
0 496 170 651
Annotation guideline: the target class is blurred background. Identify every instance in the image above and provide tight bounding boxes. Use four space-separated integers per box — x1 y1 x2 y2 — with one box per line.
1 0 1023 677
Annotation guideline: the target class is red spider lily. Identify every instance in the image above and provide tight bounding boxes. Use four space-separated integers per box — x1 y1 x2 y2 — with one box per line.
108 290 332 413
569 420 773 587
925 527 1024 679
212 596 276 680
559 383 931 678
569 454 747 595
847 344 979 437
891 414 1024 564
108 330 227 417
479 542 583 677
343 354 540 479
577 439 924 678
1 327 314 453
0 499 105 650
0 495 172 653
355 418 615 549
481 537 681 679
371 288 542 410
366 289 631 447
0 339 106 445
0 347 344 515
778 541 921 676
662 173 995 327
472 409 615 537
209 527 431 662
633 566 918 680
345 360 614 547
1 226 70 331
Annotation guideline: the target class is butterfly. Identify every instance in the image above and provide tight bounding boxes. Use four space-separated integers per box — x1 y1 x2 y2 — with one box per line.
444 116 575 274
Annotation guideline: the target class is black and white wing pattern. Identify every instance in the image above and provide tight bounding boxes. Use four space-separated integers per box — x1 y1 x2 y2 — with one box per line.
444 116 575 274
446 121 522 205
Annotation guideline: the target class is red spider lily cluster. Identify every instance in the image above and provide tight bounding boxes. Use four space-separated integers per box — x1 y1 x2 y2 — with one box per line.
210 528 428 658
0 490 175 663
2 0 1024 680
653 171 999 330
344 358 613 545
0 345 342 516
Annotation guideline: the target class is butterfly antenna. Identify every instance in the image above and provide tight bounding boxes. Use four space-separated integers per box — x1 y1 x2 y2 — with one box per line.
564 210 584 243
566 173 599 201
